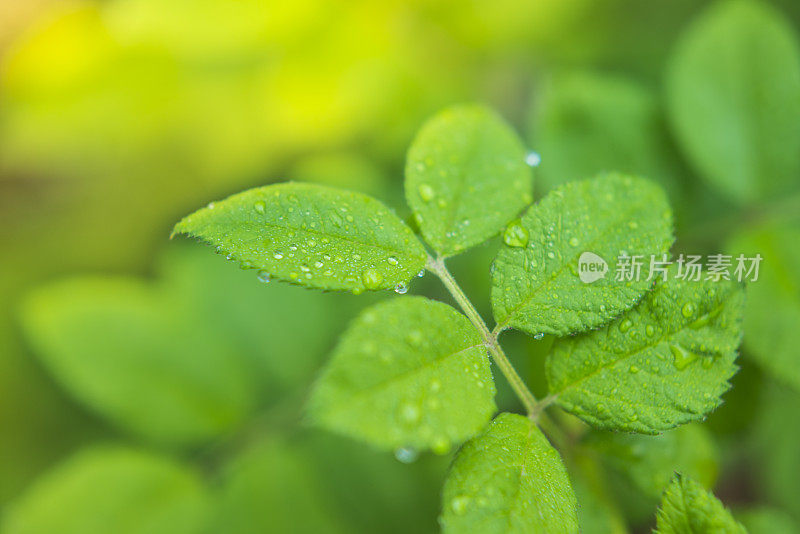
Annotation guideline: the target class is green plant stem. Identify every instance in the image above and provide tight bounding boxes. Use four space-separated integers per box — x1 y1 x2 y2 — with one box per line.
426 256 538 415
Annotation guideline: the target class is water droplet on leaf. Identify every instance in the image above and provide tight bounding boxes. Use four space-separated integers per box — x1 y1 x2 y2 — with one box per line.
394 447 418 464
418 184 435 202
503 219 529 248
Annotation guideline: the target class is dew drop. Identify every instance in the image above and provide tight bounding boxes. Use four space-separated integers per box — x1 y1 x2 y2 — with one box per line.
670 344 697 370
417 270 425 278
451 495 471 515
432 437 451 455
569 237 580 247
362 268 383 289
253 200 266 214
503 219 529 248
399 402 421 424
525 151 541 167
256 270 270 283
387 256 399 266
394 447 418 464
394 282 408 294
418 184 435 202
533 332 545 340
619 319 633 333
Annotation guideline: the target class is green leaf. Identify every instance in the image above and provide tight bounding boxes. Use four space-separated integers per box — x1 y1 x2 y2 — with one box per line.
753 382 800 519
0 447 210 534
587 424 718 499
212 438 351 534
728 224 800 392
531 71 680 198
19 275 258 446
491 173 673 337
737 508 798 534
162 243 366 398
655 474 746 534
546 273 744 433
405 104 533 257
308 297 496 453
666 0 800 203
569 453 628 534
304 431 447 534
173 182 427 293
440 413 578 534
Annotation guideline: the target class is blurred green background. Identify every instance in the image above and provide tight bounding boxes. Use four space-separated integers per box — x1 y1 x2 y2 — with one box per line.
2 0 800 532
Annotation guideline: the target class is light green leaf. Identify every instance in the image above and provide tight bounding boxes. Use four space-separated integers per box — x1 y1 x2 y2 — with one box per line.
173 182 427 293
666 0 800 203
405 104 533 257
19 276 257 446
547 273 744 433
655 474 746 534
588 424 718 499
0 447 210 534
212 438 351 534
491 173 673 337
440 413 578 534
737 508 797 534
531 71 680 198
728 224 800 392
308 297 496 453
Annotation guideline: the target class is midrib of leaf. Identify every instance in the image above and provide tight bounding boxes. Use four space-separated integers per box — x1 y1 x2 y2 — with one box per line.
319 343 484 416
442 126 483 242
505 425 537 532
550 297 732 399
497 199 650 330
211 214 420 258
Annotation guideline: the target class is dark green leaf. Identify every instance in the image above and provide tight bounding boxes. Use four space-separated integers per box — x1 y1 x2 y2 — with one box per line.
667 0 800 202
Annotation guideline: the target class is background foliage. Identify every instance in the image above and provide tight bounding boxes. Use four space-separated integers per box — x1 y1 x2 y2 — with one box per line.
1 0 800 532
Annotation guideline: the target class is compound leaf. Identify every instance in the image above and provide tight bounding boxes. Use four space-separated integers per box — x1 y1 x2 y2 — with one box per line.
728 223 800 392
655 474 746 534
173 182 426 293
405 105 533 257
308 297 496 453
0 447 210 534
547 273 744 434
491 173 673 337
588 424 718 499
666 0 800 203
440 413 578 534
